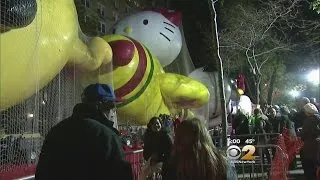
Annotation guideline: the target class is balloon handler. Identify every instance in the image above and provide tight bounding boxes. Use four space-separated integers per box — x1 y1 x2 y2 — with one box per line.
81 34 210 125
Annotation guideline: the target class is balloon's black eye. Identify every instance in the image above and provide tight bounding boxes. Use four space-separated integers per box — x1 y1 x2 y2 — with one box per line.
143 19 148 25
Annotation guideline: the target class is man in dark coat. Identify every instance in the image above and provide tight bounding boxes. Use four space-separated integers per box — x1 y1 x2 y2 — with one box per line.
292 97 310 133
299 103 320 180
35 84 133 180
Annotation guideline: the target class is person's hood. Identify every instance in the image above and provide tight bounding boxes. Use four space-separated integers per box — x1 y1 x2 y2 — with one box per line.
71 103 119 135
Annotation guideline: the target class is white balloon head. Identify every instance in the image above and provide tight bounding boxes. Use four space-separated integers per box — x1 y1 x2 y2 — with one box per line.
114 9 183 67
238 95 252 116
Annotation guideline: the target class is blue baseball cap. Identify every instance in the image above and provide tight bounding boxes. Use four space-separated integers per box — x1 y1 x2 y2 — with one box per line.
81 84 123 103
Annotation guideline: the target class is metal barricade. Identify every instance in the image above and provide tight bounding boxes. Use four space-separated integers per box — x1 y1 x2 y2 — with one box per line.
15 175 35 180
125 149 145 180
230 144 288 180
125 149 162 180
15 150 145 180
124 142 287 180
14 134 287 180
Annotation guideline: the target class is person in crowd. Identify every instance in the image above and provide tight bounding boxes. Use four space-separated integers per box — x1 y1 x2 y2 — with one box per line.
266 107 279 133
280 105 298 169
311 97 320 111
266 106 292 134
35 84 133 180
288 108 297 120
280 106 296 136
235 109 249 132
159 114 173 133
251 108 271 164
292 97 310 133
234 109 250 145
143 117 173 165
162 118 236 180
251 108 267 135
173 114 182 134
273 105 281 117
261 103 269 114
266 107 282 156
299 103 320 180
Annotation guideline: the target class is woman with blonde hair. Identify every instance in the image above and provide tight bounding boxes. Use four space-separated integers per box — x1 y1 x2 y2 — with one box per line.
162 118 231 180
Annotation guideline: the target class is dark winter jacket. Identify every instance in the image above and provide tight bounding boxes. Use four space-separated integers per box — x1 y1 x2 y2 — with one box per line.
35 103 133 180
235 113 250 135
143 129 173 163
268 115 294 134
300 114 320 160
292 111 308 132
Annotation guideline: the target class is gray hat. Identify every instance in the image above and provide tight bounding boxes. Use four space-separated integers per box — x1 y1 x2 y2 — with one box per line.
303 103 319 114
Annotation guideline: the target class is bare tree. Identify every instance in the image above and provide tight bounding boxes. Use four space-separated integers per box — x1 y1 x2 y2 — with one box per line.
219 0 304 105
311 0 320 13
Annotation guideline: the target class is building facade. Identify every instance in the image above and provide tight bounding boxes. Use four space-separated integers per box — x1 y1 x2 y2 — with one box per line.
75 0 168 36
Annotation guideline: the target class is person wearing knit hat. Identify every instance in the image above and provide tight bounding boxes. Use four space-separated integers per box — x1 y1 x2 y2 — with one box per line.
292 97 310 134
304 103 319 115
299 103 320 180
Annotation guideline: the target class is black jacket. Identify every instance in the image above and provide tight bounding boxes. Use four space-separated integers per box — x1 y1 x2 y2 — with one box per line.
35 103 133 180
292 111 307 131
300 114 320 160
143 130 173 163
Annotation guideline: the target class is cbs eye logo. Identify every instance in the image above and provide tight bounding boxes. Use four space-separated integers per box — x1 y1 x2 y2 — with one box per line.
226 145 256 160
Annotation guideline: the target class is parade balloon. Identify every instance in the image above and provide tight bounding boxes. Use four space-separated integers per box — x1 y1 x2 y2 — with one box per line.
189 68 232 120
0 0 112 110
236 73 246 95
80 35 209 125
238 95 252 116
113 8 182 67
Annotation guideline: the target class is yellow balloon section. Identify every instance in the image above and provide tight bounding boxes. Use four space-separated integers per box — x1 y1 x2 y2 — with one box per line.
237 88 244 95
0 0 112 111
1 0 208 125
80 35 209 125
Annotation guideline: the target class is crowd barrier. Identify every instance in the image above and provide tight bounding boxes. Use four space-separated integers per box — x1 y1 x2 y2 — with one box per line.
125 149 144 180
14 150 145 180
14 132 300 180
123 144 288 180
233 144 288 180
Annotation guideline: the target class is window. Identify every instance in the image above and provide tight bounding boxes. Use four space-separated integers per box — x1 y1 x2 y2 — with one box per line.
97 5 105 17
82 0 90 8
84 15 88 23
114 0 120 9
98 22 106 34
113 11 119 21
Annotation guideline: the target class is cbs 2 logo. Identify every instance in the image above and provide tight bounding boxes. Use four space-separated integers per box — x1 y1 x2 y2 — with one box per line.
226 145 256 160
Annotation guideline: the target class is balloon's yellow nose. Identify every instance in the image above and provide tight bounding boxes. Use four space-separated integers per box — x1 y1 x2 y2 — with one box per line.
123 26 132 34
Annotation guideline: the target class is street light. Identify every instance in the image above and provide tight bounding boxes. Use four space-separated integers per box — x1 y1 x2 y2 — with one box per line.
307 69 320 85
289 90 300 98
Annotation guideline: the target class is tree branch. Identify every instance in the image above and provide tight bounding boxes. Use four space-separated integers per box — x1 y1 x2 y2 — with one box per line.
249 46 290 58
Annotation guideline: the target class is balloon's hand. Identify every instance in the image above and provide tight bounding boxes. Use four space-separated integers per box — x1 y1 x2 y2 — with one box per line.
93 39 135 74
109 40 135 67
70 37 112 71
159 73 209 109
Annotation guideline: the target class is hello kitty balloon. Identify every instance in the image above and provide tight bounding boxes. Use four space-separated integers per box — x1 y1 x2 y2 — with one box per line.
113 8 182 67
